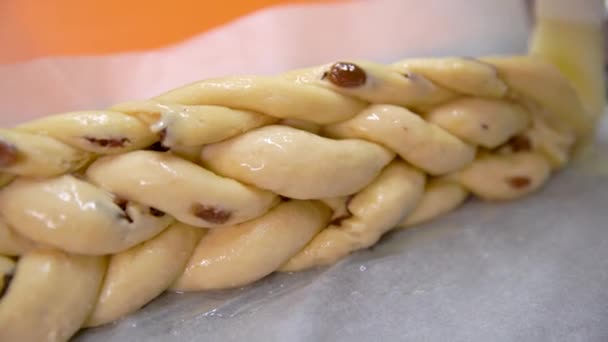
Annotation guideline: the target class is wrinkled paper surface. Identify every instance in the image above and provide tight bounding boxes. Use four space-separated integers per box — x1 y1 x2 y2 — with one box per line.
1 0 607 341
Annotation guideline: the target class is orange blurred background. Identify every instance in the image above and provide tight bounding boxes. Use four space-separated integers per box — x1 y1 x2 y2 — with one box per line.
0 0 339 64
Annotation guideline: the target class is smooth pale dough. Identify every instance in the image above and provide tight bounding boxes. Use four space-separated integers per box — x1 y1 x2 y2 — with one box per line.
111 101 277 147
0 219 33 256
17 111 157 154
201 125 395 199
0 175 173 255
281 161 425 271
279 118 322 134
525 117 575 168
324 104 476 175
392 57 508 98
168 144 203 162
459 152 551 200
171 200 331 291
87 151 280 228
400 180 470 227
282 60 456 107
0 250 105 342
0 129 90 177
425 98 530 148
86 222 204 327
480 56 589 137
154 76 367 125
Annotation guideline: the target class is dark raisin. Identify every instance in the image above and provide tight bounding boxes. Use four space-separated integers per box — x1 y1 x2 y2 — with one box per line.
149 207 165 217
330 214 352 227
326 62 367 88
191 204 232 224
113 197 128 211
481 123 489 130
0 141 18 167
85 137 130 148
148 129 170 152
113 197 133 223
506 176 531 189
508 135 532 152
0 273 13 299
147 142 170 152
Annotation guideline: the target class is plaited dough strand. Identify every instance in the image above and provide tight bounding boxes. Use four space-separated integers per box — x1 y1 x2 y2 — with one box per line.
0 56 589 341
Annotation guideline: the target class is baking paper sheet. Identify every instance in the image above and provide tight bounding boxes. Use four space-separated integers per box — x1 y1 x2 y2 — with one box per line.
1 0 606 341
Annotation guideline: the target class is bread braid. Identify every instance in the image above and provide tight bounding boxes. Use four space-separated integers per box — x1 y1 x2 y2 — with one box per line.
0 56 593 341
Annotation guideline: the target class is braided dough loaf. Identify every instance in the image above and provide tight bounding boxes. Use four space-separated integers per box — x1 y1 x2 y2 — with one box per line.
0 56 591 341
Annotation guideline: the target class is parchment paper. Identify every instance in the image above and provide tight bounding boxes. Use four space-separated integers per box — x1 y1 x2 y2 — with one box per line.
1 0 606 341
